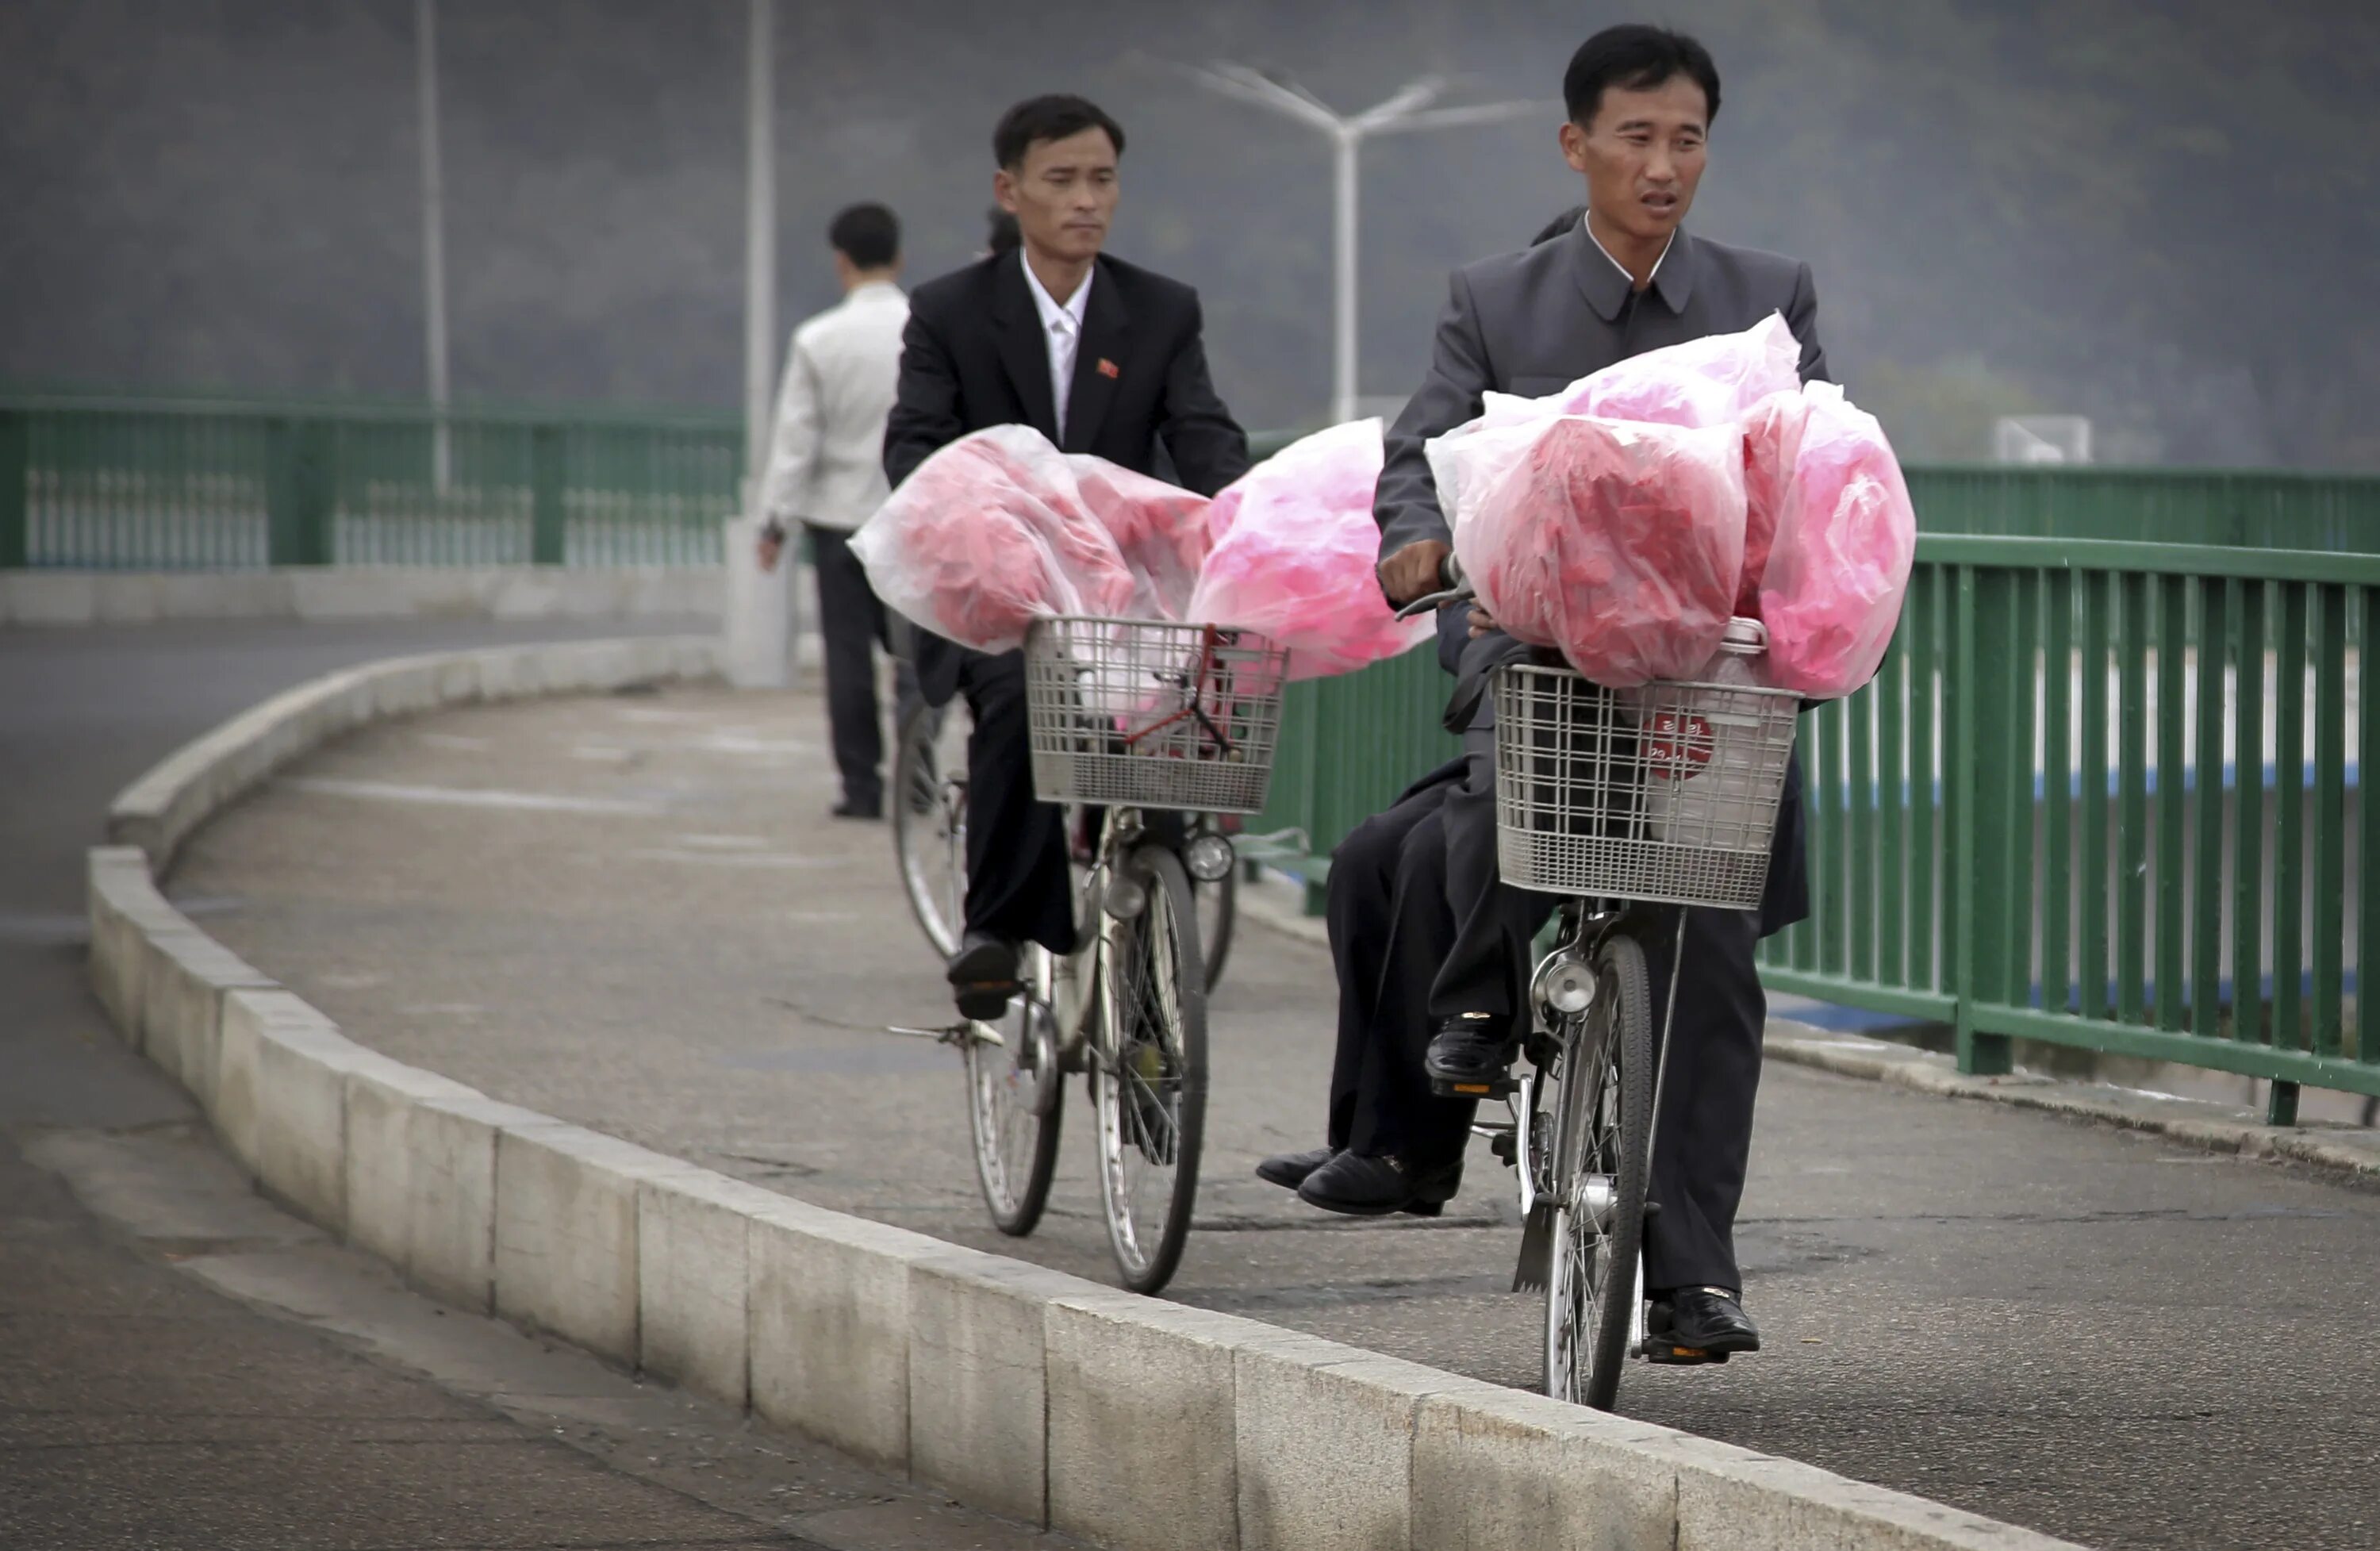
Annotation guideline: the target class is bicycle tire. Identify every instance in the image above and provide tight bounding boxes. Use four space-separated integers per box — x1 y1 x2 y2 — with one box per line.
963 969 1065 1237
892 699 968 958
1544 931 1653 1411
1091 845 1208 1295
1194 865 1236 995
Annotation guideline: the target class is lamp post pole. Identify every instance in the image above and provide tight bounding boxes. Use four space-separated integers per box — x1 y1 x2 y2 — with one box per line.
1184 66 1549 424
415 0 451 491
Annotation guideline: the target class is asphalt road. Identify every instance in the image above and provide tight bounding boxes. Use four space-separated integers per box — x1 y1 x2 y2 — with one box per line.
166 680 2380 1551
0 620 1081 1551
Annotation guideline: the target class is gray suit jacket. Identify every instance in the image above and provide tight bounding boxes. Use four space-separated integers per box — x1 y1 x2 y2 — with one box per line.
1376 221 1829 933
1376 221 1827 567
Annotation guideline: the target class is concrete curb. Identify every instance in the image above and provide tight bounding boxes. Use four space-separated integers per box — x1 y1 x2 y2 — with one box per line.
1763 1026 2380 1182
1238 875 2380 1188
79 643 2086 1551
1 565 725 628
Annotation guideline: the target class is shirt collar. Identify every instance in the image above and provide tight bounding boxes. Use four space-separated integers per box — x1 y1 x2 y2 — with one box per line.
1575 214 1691 322
846 278 905 304
1020 249 1092 335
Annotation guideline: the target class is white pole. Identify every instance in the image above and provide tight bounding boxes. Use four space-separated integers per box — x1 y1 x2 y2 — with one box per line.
415 0 451 493
727 0 792 689
742 0 775 495
1332 129 1359 426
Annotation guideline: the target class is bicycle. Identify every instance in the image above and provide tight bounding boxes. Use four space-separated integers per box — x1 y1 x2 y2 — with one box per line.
1399 568 1798 1411
895 616 1288 1295
892 701 1241 991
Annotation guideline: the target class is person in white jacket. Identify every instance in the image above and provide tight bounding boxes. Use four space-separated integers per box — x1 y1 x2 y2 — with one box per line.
757 203 918 819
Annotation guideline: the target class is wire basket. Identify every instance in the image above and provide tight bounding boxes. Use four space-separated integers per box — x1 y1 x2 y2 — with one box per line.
1023 616 1289 814
1491 662 1799 909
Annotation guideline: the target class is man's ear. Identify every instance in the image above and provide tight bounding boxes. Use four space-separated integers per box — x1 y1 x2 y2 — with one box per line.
1558 121 1591 175
992 167 1020 215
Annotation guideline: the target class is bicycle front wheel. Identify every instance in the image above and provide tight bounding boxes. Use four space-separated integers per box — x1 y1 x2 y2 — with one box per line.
892 699 969 958
963 957 1064 1237
1544 931 1653 1411
1092 845 1208 1295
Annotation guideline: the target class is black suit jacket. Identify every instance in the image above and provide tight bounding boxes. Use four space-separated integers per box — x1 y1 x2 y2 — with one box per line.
1376 224 1829 935
884 251 1250 703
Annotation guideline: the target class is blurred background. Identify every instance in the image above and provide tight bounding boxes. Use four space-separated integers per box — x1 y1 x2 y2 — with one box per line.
4 0 2375 466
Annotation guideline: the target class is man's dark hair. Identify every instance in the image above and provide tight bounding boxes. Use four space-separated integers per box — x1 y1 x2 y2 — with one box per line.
827 202 899 269
1532 206 1586 245
985 207 1021 255
993 94 1125 169
1562 25 1720 129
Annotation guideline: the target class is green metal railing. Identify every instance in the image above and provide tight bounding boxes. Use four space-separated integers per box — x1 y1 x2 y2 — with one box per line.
1763 536 2374 1114
0 394 741 569
1249 535 2377 1108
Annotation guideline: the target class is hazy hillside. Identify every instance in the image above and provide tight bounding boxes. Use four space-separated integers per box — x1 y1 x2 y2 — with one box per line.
3 0 2375 467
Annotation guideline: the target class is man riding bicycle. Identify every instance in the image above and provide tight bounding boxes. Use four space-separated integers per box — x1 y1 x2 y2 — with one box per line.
1261 24 1829 1361
883 94 1250 1021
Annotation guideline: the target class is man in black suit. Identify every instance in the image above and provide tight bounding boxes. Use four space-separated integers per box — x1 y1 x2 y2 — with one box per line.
1263 25 1828 1360
884 94 1250 1019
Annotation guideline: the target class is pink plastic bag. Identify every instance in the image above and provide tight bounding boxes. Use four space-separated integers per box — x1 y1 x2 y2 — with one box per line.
849 425 1136 653
1073 459 1211 621
1186 420 1431 681
1757 383 1915 697
1443 415 1747 687
1737 387 1814 617
1553 313 1802 429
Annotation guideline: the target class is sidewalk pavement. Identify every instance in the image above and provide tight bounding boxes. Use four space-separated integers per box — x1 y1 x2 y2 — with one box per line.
1 621 1077 1551
173 680 2380 1551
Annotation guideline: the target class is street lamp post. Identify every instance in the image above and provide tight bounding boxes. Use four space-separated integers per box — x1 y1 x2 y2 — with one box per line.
1184 66 1550 424
415 0 451 492
726 0 794 688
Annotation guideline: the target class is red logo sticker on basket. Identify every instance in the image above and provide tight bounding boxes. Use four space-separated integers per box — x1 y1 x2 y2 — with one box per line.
1645 712 1714 778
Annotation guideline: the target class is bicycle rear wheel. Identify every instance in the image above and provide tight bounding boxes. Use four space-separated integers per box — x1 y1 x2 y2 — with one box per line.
1091 845 1207 1294
1544 931 1653 1410
892 700 969 958
1194 866 1236 995
963 951 1064 1236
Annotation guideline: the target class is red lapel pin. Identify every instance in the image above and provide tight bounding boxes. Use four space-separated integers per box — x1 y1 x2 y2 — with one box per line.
1096 357 1120 378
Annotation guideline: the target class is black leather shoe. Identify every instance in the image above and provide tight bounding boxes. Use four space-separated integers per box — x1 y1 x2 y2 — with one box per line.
1297 1150 1464 1217
1256 1146 1334 1192
1426 1012 1517 1097
833 797 883 821
946 931 1021 1022
1645 1286 1761 1362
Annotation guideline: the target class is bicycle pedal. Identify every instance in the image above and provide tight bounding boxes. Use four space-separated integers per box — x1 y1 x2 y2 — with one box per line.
1640 1341 1729 1366
1430 1073 1518 1100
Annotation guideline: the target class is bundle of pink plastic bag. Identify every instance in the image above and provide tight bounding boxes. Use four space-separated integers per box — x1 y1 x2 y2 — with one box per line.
1430 314 1915 697
1187 419 1434 679
851 420 1428 681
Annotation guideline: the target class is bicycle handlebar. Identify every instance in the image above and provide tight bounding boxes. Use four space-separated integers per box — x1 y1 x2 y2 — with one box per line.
1392 552 1473 622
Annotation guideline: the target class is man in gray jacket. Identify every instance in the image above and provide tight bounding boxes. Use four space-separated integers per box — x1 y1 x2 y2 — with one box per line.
1264 25 1828 1361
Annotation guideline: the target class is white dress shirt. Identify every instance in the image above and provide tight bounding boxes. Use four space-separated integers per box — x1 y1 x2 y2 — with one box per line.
759 279 910 532
1583 212 1676 290
1020 249 1093 442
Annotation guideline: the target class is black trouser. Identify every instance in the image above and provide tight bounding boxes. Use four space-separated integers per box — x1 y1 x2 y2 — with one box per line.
809 523 919 812
1324 760 1476 1167
1429 729 1557 1023
1636 900 1766 1293
954 648 1075 956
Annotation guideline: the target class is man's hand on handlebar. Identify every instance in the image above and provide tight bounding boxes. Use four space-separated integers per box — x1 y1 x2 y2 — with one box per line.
1379 539 1452 606
1468 605 1498 639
